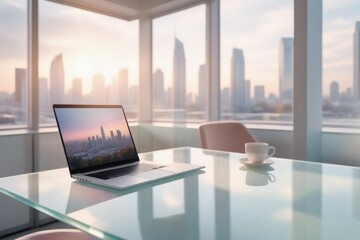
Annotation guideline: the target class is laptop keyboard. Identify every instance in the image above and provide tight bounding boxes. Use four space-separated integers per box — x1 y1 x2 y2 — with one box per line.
86 163 165 180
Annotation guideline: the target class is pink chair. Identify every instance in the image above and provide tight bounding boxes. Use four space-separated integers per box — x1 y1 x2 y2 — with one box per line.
199 121 256 153
15 229 93 240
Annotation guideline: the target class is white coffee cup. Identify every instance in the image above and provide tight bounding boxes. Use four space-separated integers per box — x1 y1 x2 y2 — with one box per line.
245 142 276 163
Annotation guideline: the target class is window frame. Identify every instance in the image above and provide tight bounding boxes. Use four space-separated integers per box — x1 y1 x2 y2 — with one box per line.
4 0 353 139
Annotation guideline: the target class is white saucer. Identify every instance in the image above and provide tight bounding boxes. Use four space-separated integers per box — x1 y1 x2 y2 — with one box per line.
240 158 275 167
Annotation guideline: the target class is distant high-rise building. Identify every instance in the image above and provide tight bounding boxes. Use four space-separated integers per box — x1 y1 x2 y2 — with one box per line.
173 38 186 109
91 73 106 103
39 77 48 109
244 80 251 111
50 54 65 104
166 87 172 108
128 85 138 108
221 87 231 112
72 78 82 103
110 130 116 145
153 69 165 107
116 130 122 144
100 126 106 142
198 64 206 110
118 68 129 106
108 75 118 104
279 37 294 102
254 85 265 103
186 92 193 105
354 21 360 101
15 68 27 109
330 81 340 102
231 48 245 112
342 87 352 101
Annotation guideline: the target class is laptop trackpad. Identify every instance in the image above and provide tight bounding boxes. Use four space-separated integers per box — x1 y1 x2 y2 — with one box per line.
132 169 174 179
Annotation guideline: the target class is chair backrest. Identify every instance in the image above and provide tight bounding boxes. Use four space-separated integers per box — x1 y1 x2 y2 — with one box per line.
15 229 92 240
199 121 256 153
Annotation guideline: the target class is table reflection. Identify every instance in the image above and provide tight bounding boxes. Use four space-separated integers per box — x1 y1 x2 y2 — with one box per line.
240 165 276 186
2 147 360 240
138 173 199 240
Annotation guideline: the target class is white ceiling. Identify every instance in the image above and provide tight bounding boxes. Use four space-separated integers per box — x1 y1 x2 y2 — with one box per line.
47 0 204 21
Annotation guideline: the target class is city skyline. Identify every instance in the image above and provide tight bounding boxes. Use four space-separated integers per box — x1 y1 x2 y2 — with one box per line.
10 29 359 115
64 124 135 171
65 125 125 152
3 34 360 103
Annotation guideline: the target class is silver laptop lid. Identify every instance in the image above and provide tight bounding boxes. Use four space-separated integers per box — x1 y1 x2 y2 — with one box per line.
53 104 140 176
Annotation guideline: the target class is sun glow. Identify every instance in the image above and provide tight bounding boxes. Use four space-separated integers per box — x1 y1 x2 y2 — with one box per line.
36 0 139 98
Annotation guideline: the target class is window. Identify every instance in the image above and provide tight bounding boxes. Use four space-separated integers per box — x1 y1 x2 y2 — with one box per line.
0 0 27 128
39 0 139 125
323 0 360 128
152 5 206 122
220 0 294 124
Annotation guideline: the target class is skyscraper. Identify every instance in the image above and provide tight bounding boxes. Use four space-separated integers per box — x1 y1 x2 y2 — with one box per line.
72 78 83 103
100 126 106 143
50 54 65 104
116 130 122 144
118 68 129 106
91 73 106 104
110 130 116 145
344 87 352 101
330 81 340 102
153 69 165 107
108 75 118 104
173 37 186 109
354 21 360 101
254 85 265 103
279 38 294 102
231 48 245 113
221 87 231 112
244 80 251 111
128 85 138 108
198 64 206 110
39 77 48 109
15 68 26 109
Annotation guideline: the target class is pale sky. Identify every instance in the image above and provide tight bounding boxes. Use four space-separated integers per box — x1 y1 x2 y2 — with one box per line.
55 107 130 142
0 0 359 97
38 0 139 95
153 5 206 95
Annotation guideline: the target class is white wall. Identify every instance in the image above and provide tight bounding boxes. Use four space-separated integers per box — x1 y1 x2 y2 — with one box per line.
32 125 360 168
0 134 32 236
136 124 293 157
322 132 360 166
136 124 360 167
37 132 70 171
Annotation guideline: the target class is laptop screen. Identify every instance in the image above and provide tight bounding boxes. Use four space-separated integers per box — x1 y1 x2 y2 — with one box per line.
53 105 139 174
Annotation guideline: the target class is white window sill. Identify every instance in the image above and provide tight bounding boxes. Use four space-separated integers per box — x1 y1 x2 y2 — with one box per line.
1 121 360 136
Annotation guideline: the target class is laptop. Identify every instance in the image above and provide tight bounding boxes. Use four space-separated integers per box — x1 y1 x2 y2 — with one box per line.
53 104 204 190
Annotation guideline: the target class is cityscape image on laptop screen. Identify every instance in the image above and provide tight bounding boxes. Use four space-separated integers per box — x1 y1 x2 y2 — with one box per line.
54 107 137 171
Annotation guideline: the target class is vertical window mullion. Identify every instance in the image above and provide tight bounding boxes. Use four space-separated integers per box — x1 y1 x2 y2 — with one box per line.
293 0 322 161
139 16 153 122
28 0 39 131
206 0 220 121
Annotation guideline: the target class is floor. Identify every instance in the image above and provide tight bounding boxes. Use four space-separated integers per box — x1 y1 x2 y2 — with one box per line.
1 221 101 239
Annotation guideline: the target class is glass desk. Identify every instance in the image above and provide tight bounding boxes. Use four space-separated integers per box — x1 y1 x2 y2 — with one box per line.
0 147 360 239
